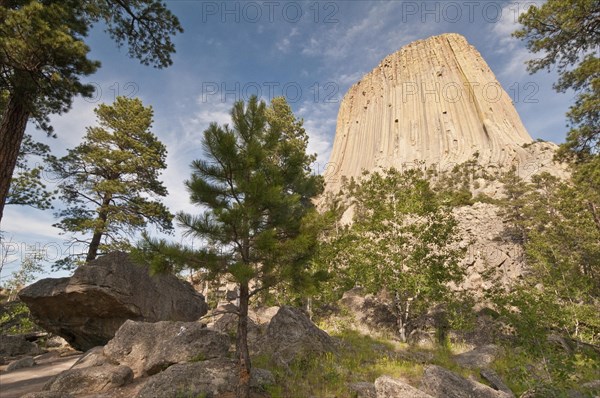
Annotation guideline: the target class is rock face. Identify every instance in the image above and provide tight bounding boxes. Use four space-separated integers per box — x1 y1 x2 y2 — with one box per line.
327 33 537 191
453 202 525 292
19 252 208 351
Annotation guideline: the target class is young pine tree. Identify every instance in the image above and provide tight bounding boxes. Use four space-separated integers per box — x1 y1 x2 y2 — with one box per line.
139 96 323 398
52 96 173 267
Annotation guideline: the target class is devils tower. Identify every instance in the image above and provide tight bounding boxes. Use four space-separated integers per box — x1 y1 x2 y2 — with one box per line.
327 33 536 190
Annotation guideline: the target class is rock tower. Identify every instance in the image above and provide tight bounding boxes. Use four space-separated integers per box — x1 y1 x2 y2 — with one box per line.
326 33 535 190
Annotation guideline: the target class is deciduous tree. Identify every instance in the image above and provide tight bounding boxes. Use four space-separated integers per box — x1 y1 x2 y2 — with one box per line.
325 168 464 342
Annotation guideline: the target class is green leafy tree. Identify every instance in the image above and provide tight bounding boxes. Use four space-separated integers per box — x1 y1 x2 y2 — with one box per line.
3 250 43 301
499 172 600 342
497 166 531 244
491 172 600 393
137 96 323 398
52 96 173 267
0 0 182 223
324 168 464 342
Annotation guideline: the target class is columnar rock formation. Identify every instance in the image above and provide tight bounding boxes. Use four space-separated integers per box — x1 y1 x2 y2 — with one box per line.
326 33 535 191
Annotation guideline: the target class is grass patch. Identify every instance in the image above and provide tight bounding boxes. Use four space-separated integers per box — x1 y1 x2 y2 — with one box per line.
253 329 435 397
491 345 600 397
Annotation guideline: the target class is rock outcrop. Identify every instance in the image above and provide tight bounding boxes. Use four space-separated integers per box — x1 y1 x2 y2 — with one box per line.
326 33 560 192
19 252 208 351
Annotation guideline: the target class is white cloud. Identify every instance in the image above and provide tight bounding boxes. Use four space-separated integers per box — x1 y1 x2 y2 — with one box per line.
275 27 299 53
297 99 339 170
489 2 544 79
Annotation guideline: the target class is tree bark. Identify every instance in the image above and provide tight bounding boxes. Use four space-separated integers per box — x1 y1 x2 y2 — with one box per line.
236 282 251 398
0 95 30 225
85 194 112 262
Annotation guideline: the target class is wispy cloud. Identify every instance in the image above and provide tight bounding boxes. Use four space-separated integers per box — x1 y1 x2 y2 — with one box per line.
489 2 540 79
276 27 299 53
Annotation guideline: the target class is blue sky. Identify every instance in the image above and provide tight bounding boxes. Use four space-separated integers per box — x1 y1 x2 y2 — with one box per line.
1 0 572 281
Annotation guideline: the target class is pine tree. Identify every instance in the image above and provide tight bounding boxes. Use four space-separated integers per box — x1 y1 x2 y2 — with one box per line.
6 134 56 210
52 96 172 267
0 0 182 223
138 96 323 398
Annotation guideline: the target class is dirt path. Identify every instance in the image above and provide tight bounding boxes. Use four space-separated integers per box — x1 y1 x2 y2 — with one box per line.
0 352 82 398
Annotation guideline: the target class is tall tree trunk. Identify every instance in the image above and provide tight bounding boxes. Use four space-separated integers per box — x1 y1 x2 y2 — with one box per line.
0 95 30 225
236 282 251 398
86 194 112 262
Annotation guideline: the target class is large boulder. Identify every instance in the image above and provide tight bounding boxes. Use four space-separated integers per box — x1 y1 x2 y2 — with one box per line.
19 252 208 351
258 306 337 366
420 365 513 398
6 355 35 371
43 363 133 394
104 320 230 377
134 358 273 398
454 344 502 368
0 334 40 357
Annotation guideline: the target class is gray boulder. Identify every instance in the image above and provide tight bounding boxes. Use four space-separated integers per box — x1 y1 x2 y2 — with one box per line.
104 320 230 377
454 344 502 368
0 334 40 357
44 363 133 394
480 369 515 397
421 365 513 398
254 306 280 324
19 252 208 351
71 346 111 369
6 355 35 371
375 376 433 398
134 358 272 398
348 381 377 398
258 306 337 366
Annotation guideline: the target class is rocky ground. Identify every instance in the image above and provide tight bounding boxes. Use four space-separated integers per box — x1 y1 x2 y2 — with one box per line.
2 253 598 397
